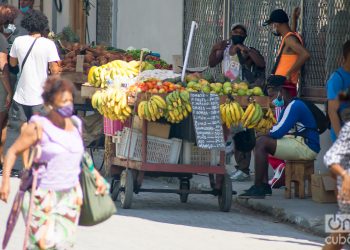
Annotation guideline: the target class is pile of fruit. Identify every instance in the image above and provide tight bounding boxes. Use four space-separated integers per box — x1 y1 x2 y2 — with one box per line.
182 73 264 96
91 87 132 122
220 99 276 131
241 102 264 128
59 44 134 74
87 60 142 88
131 80 184 94
138 95 167 121
220 100 244 128
126 49 172 70
164 90 192 123
136 91 192 124
254 108 278 133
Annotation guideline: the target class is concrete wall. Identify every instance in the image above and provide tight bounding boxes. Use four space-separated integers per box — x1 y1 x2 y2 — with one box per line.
116 0 184 63
7 0 97 42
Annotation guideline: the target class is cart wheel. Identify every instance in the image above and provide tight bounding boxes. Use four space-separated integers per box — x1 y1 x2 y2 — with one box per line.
218 174 233 212
110 178 120 202
179 180 190 203
119 169 134 209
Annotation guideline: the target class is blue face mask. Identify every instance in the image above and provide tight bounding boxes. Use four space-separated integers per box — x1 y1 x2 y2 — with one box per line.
20 6 30 13
272 95 284 107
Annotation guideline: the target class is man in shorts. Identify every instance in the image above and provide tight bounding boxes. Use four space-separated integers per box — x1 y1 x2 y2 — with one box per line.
239 76 320 198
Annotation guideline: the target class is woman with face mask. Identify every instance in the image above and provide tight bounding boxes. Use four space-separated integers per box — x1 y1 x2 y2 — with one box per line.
0 76 107 249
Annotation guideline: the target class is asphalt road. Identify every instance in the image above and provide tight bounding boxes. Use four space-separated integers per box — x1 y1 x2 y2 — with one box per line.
0 177 324 250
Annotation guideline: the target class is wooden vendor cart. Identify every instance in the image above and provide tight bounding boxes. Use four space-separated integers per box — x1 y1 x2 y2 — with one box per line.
109 93 271 212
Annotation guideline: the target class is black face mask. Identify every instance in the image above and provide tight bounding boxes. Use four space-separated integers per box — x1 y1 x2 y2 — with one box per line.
231 35 246 45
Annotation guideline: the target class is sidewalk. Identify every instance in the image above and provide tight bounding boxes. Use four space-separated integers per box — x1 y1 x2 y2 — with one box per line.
190 174 337 237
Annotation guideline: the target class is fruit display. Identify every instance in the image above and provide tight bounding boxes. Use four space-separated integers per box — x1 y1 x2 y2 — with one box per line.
137 95 167 122
91 87 132 122
179 73 265 97
255 108 278 133
220 100 244 128
88 60 143 88
126 49 172 70
59 44 134 74
164 91 192 123
131 80 184 94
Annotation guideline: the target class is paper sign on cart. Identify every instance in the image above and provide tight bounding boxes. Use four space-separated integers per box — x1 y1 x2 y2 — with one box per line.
76 55 84 73
190 93 225 150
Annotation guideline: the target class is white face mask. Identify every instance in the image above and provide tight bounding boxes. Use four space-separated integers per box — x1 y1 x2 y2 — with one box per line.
3 24 16 34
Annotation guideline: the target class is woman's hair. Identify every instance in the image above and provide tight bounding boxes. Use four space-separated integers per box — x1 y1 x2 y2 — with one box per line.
0 4 19 26
21 9 48 34
42 76 76 104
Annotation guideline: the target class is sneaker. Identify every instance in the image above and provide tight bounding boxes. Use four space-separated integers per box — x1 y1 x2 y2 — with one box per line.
230 170 250 181
239 185 267 199
243 183 272 195
269 163 286 189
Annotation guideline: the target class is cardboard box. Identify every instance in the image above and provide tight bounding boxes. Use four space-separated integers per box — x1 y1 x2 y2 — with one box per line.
132 116 170 139
311 173 337 203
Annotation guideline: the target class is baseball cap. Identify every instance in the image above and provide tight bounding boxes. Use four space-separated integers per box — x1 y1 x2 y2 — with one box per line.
231 23 247 34
267 75 286 88
262 9 289 26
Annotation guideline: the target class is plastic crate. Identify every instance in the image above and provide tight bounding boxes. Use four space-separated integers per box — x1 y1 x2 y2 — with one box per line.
113 127 182 164
103 117 130 136
182 141 220 166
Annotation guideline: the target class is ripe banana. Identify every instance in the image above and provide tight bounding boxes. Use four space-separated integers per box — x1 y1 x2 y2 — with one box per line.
91 88 132 122
164 90 192 124
220 100 244 128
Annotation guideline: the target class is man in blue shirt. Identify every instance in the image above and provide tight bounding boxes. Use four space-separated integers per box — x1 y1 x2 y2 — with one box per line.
327 40 350 142
239 76 320 198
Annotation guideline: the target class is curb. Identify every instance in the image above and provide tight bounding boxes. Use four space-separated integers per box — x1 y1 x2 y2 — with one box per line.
235 196 327 237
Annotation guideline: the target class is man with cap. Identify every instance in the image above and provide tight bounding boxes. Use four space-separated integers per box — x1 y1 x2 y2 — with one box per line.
209 23 266 182
263 9 310 97
239 75 320 198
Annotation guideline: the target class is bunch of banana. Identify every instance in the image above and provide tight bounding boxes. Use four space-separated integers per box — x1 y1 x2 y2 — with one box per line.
137 95 167 121
163 90 192 123
91 87 132 122
88 60 143 88
255 108 278 133
241 102 264 128
220 100 244 128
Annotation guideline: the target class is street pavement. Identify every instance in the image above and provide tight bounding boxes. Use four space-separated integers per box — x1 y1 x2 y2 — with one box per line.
0 177 325 250
0 125 326 250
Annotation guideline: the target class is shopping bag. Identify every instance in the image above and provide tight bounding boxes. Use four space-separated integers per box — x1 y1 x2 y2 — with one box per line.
79 152 117 226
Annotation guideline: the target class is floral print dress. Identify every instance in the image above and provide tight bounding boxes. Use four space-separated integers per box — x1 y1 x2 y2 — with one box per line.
324 122 350 214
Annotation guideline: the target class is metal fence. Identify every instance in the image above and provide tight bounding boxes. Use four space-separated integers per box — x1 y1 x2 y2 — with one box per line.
229 0 301 79
184 0 350 101
183 0 224 77
96 0 113 45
